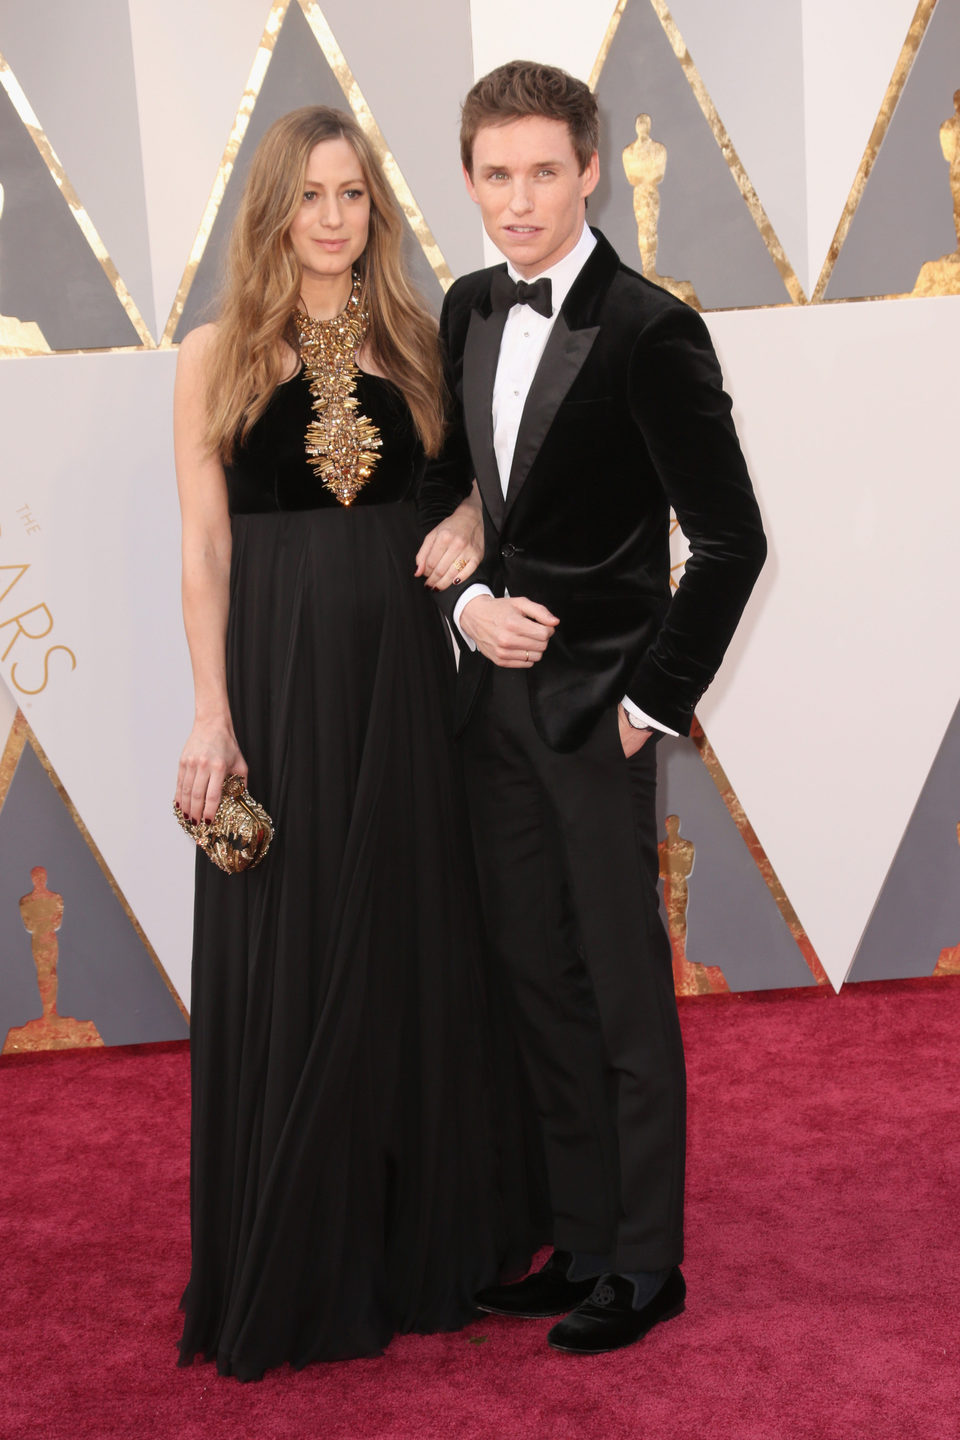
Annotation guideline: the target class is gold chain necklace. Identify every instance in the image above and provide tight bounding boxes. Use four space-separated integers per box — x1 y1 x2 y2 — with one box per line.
293 274 382 506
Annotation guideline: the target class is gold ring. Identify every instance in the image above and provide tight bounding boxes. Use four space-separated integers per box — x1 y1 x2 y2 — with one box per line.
453 557 468 573
524 651 530 662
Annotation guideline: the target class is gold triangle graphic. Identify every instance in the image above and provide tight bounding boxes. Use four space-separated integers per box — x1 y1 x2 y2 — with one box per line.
0 708 189 1022
590 0 807 307
691 718 830 987
161 0 452 346
811 0 938 303
0 50 156 350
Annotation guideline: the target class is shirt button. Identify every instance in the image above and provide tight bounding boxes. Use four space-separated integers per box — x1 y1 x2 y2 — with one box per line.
523 331 530 338
513 389 519 396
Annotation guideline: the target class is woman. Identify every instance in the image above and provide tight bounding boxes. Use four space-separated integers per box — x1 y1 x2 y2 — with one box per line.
174 106 539 1379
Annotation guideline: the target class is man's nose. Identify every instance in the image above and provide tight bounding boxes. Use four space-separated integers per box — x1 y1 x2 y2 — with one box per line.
509 182 533 214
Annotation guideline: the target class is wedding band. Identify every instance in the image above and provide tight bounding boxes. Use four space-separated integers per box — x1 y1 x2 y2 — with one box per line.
524 650 530 662
453 557 468 573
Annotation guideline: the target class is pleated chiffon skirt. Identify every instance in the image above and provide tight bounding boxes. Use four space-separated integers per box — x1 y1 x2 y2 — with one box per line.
179 500 541 1379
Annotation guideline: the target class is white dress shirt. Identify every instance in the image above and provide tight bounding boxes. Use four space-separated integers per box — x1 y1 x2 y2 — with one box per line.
453 224 676 737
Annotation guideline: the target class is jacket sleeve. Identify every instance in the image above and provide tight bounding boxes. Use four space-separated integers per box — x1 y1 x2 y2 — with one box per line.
416 286 497 623
624 304 767 734
417 288 475 533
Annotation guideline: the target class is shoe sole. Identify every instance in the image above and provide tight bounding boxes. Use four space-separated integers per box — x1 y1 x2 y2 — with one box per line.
475 1302 577 1319
546 1301 686 1354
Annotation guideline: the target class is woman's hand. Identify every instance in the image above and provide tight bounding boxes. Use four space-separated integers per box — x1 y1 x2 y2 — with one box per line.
415 484 484 591
176 719 248 823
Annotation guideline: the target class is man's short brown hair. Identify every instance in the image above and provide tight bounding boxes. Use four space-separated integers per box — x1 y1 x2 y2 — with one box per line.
460 61 599 175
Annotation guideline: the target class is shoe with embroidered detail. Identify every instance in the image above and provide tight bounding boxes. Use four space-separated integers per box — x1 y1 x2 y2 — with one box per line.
546 1267 686 1354
474 1250 599 1319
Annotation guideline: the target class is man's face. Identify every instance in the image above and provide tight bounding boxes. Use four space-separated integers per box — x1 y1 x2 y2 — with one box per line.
464 116 599 278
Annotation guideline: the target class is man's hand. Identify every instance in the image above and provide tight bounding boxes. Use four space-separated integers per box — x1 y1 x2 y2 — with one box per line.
618 704 653 757
460 595 559 667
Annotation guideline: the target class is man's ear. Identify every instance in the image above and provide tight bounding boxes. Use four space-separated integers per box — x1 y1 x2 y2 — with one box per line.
462 162 479 204
581 150 600 200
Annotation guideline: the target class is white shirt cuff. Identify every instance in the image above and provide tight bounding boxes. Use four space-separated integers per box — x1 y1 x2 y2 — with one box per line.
452 584 493 649
621 696 678 737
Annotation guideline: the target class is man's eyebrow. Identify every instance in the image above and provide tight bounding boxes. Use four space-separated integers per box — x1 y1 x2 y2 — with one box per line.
478 158 563 171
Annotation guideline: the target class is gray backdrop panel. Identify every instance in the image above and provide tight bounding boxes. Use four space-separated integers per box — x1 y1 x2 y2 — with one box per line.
848 696 960 981
656 736 816 991
0 0 156 337
0 744 188 1046
0 85 141 349
592 0 789 310
175 2 444 339
825 0 960 299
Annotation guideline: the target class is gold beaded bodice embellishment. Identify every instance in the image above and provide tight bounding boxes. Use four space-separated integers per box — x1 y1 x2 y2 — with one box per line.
293 275 382 506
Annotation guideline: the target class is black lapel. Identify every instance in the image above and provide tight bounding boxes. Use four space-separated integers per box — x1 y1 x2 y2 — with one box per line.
462 302 508 531
503 315 599 517
502 230 619 518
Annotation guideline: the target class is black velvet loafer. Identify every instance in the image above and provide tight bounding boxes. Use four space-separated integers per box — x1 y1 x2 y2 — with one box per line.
474 1250 599 1319
546 1267 686 1354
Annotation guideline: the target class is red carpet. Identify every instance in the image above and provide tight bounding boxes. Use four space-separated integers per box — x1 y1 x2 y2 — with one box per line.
1 979 958 1440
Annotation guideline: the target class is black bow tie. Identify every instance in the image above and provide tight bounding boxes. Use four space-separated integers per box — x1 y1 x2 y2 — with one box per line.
491 271 554 318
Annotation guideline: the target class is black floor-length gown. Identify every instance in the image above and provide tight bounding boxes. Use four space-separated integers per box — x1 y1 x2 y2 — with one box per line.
178 366 541 1379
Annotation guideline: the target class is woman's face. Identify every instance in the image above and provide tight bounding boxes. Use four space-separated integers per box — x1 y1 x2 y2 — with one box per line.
288 137 371 285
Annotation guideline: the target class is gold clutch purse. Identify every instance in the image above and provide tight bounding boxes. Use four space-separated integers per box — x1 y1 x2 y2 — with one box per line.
174 774 274 874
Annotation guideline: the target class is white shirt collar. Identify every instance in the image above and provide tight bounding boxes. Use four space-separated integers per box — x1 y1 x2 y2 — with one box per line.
505 223 597 316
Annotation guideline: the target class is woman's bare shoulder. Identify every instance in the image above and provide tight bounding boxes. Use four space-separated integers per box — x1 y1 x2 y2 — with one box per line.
178 323 219 366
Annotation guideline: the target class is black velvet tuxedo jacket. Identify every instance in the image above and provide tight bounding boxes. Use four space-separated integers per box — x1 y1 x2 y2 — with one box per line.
418 229 767 751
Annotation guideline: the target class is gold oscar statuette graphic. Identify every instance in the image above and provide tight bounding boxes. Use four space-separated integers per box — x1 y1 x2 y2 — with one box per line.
913 89 960 297
622 115 700 310
2 866 102 1053
933 822 960 977
659 814 730 997
0 180 50 355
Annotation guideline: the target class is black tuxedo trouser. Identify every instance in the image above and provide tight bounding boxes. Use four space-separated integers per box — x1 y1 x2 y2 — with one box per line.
461 667 686 1272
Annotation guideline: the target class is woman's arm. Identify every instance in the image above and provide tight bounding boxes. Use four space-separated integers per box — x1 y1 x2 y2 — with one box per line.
174 325 248 823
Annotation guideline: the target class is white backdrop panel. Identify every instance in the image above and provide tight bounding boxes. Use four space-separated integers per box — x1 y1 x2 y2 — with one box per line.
0 350 194 1002
699 295 960 987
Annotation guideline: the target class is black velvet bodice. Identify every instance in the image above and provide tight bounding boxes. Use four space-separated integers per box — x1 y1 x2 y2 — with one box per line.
226 367 424 514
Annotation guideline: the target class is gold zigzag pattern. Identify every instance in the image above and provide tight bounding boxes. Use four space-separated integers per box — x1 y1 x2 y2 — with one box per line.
0 0 943 355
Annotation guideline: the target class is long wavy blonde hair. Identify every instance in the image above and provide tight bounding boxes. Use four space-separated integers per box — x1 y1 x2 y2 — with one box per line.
203 106 445 461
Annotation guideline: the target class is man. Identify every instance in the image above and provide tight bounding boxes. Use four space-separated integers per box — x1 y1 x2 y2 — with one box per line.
417 61 766 1355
